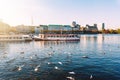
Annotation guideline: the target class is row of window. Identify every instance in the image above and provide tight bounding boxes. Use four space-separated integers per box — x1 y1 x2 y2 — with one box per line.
46 35 76 37
0 37 23 39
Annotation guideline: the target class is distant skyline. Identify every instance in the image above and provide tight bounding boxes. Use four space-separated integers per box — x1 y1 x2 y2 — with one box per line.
0 0 120 29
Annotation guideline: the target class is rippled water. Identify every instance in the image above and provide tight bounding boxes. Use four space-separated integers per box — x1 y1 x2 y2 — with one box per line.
0 34 120 80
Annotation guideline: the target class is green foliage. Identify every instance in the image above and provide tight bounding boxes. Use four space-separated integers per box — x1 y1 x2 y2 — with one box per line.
30 26 35 34
117 29 120 34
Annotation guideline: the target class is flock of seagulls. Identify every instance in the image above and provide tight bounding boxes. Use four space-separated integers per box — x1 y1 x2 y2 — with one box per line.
3 44 111 80
1 43 119 80
0 48 93 80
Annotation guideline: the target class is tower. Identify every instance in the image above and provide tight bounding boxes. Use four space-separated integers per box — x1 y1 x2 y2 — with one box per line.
72 21 76 27
102 23 105 30
31 16 33 26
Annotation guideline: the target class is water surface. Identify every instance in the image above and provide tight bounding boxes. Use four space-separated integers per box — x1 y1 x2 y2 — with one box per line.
0 34 120 80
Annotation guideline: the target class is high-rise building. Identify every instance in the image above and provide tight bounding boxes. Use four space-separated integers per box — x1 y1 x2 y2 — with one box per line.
102 23 105 30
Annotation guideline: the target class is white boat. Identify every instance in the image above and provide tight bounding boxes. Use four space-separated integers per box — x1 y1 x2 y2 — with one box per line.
35 34 80 41
0 35 32 41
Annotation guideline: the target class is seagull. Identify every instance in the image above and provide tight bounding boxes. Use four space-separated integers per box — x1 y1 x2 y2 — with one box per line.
20 51 24 54
34 54 39 59
47 62 51 65
48 52 53 56
58 62 63 65
34 65 40 72
30 56 33 60
68 71 76 75
54 66 59 70
66 77 75 80
90 75 93 79
82 56 89 58
68 52 72 56
34 67 39 72
18 66 22 71
18 65 24 71
50 46 53 49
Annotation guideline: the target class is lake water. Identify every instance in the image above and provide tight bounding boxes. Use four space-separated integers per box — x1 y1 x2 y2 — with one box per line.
0 34 120 80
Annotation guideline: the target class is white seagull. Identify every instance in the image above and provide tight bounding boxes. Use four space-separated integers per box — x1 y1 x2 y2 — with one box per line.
68 71 76 75
54 66 59 70
34 65 40 72
90 75 93 79
66 77 75 80
18 65 24 71
58 62 63 65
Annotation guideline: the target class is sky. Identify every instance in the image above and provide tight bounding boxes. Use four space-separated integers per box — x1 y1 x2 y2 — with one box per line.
0 0 120 29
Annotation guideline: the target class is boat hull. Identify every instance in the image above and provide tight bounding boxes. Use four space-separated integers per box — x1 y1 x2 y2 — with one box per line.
38 38 80 41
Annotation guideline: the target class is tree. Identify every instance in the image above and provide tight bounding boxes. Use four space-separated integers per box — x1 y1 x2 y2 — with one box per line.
117 29 120 34
30 26 35 34
9 27 17 33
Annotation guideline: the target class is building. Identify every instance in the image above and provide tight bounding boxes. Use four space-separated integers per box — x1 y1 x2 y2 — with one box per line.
35 25 48 34
102 23 105 30
35 22 81 34
0 21 10 34
48 25 63 31
71 21 80 30
73 24 80 30
16 25 35 34
85 24 98 33
63 25 72 31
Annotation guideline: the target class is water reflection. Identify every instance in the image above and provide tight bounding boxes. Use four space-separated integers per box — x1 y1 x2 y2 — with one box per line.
36 41 80 48
80 34 104 44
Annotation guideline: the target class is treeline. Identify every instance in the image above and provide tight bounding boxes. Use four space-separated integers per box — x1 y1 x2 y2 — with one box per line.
99 29 120 34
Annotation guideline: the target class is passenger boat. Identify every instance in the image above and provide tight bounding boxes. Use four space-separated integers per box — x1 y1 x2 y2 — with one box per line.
0 35 32 41
34 34 80 41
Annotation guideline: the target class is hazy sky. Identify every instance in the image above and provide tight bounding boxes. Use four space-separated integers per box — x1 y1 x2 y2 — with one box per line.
0 0 120 29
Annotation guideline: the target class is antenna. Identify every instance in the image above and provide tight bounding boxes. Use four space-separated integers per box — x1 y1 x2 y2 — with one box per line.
31 16 33 26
